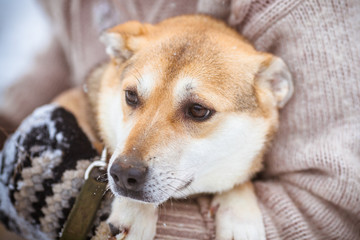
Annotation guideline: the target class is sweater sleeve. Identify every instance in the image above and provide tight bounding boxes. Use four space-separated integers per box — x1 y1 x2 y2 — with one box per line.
230 0 360 239
0 38 71 127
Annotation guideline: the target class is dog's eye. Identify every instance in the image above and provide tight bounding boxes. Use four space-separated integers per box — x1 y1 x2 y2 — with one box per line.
186 104 212 121
125 90 139 107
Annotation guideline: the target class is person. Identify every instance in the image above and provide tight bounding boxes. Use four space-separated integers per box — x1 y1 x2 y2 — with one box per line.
0 0 359 239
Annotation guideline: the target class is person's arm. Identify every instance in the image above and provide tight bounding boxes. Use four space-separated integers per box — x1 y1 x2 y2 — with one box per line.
0 1 72 130
0 39 71 128
248 1 360 239
200 0 360 239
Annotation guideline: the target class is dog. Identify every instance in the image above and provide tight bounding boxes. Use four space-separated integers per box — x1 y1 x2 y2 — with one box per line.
84 15 293 240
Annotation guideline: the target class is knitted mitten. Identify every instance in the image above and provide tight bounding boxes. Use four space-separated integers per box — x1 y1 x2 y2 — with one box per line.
0 104 113 240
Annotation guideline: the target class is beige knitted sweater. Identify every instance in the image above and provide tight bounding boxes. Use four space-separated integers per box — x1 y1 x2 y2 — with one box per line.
1 0 359 239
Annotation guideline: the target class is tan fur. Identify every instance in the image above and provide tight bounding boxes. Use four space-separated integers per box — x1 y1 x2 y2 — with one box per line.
94 15 281 158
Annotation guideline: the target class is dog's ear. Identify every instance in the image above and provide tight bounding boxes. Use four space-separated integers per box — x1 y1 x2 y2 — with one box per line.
100 21 154 63
256 56 294 108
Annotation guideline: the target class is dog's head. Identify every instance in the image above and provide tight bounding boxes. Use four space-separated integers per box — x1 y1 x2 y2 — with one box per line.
94 15 293 204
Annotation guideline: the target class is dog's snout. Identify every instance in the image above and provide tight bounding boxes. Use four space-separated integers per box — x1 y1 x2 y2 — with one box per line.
110 155 148 191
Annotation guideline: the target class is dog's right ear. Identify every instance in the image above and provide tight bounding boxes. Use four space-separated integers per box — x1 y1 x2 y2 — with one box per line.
256 56 294 108
100 21 154 63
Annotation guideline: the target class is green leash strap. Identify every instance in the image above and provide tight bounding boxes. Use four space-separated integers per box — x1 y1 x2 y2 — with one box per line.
60 167 107 240
60 148 108 240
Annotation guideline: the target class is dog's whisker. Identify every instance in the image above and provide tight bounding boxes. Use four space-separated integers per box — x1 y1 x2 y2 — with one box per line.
162 183 191 199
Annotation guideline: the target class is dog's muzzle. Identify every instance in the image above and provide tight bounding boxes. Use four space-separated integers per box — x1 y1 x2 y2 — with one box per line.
109 155 148 200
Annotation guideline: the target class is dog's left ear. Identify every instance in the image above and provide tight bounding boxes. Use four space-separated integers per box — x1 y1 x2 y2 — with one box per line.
256 56 294 108
100 21 154 63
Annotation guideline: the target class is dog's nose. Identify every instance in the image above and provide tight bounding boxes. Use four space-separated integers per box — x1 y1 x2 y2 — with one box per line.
109 155 148 191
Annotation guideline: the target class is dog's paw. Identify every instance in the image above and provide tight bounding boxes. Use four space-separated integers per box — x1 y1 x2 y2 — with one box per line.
212 182 265 240
213 204 265 240
107 197 158 240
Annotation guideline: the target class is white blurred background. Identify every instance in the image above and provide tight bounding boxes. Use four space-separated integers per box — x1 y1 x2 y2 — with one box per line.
0 1 50 238
0 0 51 100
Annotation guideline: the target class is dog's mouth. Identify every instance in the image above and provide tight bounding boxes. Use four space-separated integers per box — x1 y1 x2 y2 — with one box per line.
109 177 194 204
111 185 151 202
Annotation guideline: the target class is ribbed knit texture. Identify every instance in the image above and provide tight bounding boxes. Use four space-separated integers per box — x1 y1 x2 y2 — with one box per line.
1 1 359 239
240 1 360 239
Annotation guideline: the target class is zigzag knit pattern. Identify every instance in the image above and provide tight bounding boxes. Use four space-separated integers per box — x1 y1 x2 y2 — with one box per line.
0 105 113 240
